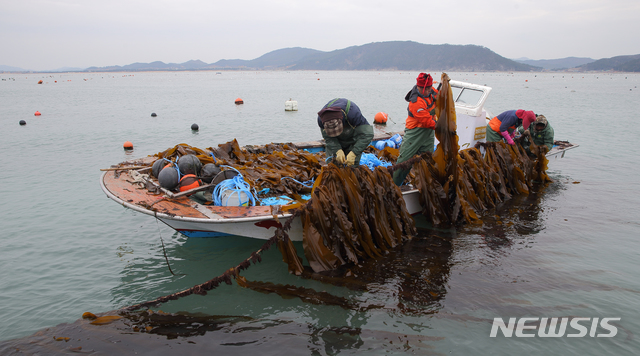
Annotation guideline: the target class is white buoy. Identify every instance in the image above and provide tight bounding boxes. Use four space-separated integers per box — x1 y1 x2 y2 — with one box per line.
285 98 298 111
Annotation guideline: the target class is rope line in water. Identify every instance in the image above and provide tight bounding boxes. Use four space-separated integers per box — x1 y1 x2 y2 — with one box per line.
122 208 305 311
154 216 185 277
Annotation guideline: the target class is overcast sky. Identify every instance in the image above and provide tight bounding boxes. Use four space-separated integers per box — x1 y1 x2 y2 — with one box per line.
1 0 639 71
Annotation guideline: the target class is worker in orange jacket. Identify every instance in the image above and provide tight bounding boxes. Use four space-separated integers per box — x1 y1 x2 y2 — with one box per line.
393 73 439 186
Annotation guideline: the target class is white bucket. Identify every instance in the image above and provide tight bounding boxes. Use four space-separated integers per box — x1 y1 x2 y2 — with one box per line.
220 188 250 206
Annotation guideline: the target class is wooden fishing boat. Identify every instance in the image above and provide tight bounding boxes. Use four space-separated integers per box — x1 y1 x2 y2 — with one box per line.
100 80 578 240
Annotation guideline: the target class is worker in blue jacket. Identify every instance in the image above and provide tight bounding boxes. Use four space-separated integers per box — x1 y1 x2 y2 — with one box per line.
317 98 374 166
487 109 535 145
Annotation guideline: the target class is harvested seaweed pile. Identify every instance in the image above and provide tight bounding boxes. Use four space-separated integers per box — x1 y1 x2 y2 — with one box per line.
153 140 325 198
278 164 418 275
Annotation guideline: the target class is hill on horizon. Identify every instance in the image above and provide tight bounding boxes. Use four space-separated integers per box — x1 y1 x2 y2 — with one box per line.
576 54 640 72
513 57 596 70
4 41 640 73
283 42 535 71
81 41 538 72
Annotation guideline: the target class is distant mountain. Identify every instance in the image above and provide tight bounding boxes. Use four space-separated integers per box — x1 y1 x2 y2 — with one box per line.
6 42 640 73
49 66 86 72
0 65 28 72
86 59 209 72
211 42 537 71
83 42 538 72
576 54 640 72
284 41 537 71
616 58 640 72
213 47 323 69
513 57 595 70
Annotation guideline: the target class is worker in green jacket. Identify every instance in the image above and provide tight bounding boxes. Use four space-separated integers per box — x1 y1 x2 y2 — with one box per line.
317 98 374 166
518 114 554 153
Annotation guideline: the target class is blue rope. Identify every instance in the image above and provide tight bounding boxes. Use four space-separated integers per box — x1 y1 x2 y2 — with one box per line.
260 196 294 206
220 165 242 176
161 157 181 180
174 158 182 180
281 176 315 188
212 167 256 206
359 153 392 171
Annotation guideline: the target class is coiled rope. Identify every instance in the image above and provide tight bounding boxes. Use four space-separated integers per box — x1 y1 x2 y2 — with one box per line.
210 165 256 206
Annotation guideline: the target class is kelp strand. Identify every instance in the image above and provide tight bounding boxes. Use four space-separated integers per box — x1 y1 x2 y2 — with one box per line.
298 164 417 273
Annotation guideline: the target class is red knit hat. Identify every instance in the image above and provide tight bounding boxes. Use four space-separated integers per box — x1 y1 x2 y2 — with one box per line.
516 109 536 128
417 73 433 87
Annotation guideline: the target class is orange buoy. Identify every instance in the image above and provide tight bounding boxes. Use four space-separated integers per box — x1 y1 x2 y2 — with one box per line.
178 174 202 192
123 141 133 150
34 111 41 116
37 80 43 84
374 112 388 125
235 98 244 105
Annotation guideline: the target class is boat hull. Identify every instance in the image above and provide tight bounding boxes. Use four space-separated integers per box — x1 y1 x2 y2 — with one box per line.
100 169 423 241
100 141 578 240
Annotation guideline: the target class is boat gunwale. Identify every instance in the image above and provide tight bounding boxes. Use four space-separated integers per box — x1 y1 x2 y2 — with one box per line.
100 139 579 226
99 170 425 224
100 171 298 224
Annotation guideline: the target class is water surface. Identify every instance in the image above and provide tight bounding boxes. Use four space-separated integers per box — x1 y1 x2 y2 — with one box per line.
0 71 638 355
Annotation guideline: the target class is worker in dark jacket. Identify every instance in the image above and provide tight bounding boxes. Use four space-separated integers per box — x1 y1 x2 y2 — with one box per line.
317 98 374 166
486 109 535 145
393 73 438 186
518 114 554 152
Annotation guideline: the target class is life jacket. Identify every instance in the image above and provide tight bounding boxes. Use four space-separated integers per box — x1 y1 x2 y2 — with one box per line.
405 87 438 130
489 116 516 133
179 174 202 192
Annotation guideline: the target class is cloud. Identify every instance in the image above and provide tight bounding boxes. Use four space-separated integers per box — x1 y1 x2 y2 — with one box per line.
1 0 639 70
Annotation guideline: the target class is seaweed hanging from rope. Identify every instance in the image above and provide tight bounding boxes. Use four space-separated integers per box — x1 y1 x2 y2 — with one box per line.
399 73 553 227
291 164 417 274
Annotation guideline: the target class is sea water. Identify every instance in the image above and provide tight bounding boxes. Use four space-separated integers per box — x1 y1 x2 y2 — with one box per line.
0 71 639 355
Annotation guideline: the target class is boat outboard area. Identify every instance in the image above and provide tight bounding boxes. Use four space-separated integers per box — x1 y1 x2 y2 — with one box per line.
101 73 577 278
